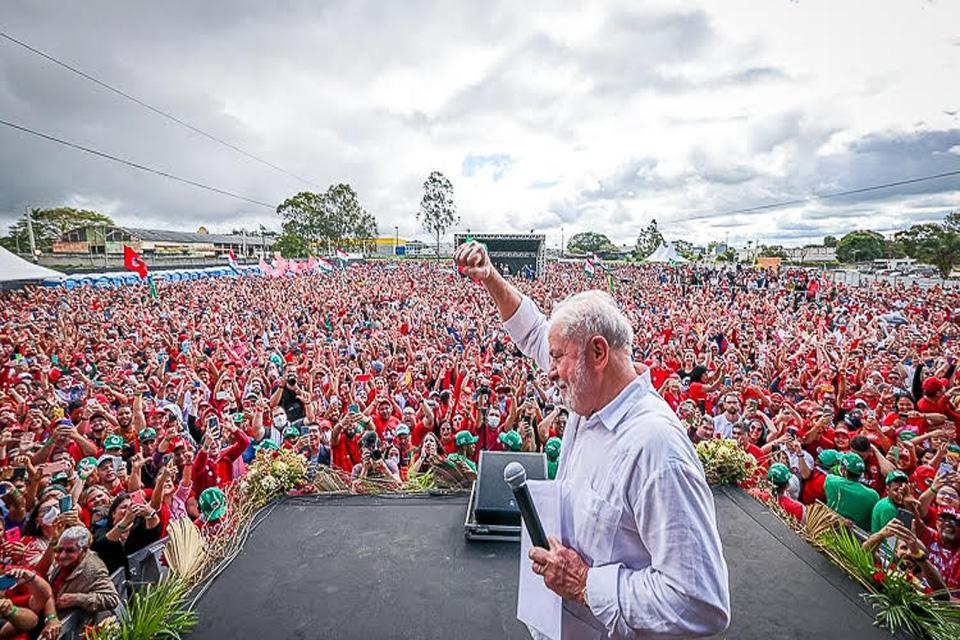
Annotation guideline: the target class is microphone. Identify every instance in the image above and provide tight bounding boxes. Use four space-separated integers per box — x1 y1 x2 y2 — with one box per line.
503 462 549 549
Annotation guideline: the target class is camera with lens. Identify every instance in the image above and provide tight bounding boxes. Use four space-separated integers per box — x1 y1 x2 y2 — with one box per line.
287 375 298 388
361 431 382 461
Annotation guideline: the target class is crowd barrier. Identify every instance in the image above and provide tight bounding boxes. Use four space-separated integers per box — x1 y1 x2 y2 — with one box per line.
40 266 260 290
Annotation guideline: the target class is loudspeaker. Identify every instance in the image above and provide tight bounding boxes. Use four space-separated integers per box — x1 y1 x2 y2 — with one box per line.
474 451 547 526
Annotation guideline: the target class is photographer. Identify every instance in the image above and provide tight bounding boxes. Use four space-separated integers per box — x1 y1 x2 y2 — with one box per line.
351 431 400 490
269 370 306 425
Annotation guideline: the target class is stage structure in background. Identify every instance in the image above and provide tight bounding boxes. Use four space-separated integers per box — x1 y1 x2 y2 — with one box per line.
454 233 545 279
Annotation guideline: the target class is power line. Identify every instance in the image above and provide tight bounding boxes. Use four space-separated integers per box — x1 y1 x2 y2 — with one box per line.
0 28 324 189
0 118 277 209
680 169 960 223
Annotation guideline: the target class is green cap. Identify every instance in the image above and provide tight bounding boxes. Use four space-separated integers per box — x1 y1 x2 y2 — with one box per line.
77 456 98 472
454 430 479 448
103 434 124 450
283 426 300 440
949 444 960 454
767 463 792 486
886 470 909 485
254 439 279 453
499 430 523 451
446 453 477 473
545 437 562 460
818 449 841 468
198 487 227 522
138 428 157 442
841 452 865 476
269 354 284 367
898 430 918 442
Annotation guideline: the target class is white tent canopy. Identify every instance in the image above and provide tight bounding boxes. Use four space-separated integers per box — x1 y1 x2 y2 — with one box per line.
644 243 688 263
0 246 64 284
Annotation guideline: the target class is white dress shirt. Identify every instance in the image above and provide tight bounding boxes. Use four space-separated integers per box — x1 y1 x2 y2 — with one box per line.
505 296 730 639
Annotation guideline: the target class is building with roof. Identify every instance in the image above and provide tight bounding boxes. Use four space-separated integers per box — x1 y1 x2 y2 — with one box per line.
783 246 837 263
52 225 274 257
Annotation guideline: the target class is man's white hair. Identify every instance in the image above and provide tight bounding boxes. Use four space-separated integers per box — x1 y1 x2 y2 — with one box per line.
59 525 91 549
550 290 633 355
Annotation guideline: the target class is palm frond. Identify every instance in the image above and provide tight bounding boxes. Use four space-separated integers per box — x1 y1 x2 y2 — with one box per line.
165 517 207 583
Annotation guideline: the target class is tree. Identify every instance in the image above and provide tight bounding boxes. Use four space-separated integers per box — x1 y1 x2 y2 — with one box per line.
759 244 787 259
276 184 377 256
944 209 960 232
567 232 613 256
673 239 697 260
894 223 944 259
716 248 737 263
823 235 838 248
417 171 458 258
884 239 907 259
835 230 885 263
916 228 960 280
634 219 665 259
273 222 311 258
1 207 113 253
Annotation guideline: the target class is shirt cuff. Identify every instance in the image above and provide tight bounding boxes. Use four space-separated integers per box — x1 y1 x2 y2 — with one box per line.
585 563 622 624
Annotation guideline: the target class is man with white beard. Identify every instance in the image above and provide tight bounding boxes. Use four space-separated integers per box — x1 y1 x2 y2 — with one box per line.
454 241 730 639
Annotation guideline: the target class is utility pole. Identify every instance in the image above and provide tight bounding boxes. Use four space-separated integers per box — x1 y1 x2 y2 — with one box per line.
25 207 37 261
560 226 564 259
394 225 399 257
241 229 247 258
103 225 108 268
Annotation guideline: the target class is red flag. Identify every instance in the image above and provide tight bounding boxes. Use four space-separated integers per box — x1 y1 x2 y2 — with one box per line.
123 245 149 279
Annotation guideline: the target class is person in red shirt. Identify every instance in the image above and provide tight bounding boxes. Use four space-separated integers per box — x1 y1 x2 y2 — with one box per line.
369 399 400 439
192 421 250 494
917 378 960 427
0 566 56 640
768 463 804 521
801 449 841 505
881 394 932 435
732 422 765 466
330 414 363 473
438 419 457 454
916 507 960 592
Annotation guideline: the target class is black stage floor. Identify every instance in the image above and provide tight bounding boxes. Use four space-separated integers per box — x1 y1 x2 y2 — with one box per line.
192 488 892 640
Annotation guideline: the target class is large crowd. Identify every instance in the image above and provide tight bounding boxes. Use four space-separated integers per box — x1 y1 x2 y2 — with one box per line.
0 258 957 636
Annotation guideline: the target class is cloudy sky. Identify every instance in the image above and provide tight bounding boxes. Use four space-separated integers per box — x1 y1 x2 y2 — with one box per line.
1 0 959 249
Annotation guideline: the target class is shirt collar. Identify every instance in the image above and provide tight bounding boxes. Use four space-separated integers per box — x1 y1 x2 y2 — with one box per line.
587 371 650 431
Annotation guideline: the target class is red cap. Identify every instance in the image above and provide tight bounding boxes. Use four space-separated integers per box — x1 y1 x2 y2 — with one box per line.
48 369 62 383
940 506 960 521
913 465 936 490
168 436 186 451
922 377 945 394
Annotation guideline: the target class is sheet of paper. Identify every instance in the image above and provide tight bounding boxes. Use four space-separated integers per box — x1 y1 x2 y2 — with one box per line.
517 479 562 640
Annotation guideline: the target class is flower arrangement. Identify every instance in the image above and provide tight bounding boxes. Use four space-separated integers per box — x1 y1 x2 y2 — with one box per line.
241 448 309 507
695 438 758 486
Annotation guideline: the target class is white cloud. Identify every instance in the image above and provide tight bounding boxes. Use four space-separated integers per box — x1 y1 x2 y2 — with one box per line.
0 0 958 249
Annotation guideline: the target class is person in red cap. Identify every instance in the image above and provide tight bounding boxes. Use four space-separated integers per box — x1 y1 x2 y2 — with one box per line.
916 506 960 592
918 377 960 426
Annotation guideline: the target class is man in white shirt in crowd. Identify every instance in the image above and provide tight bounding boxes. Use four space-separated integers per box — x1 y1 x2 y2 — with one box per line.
712 394 740 439
454 241 730 639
